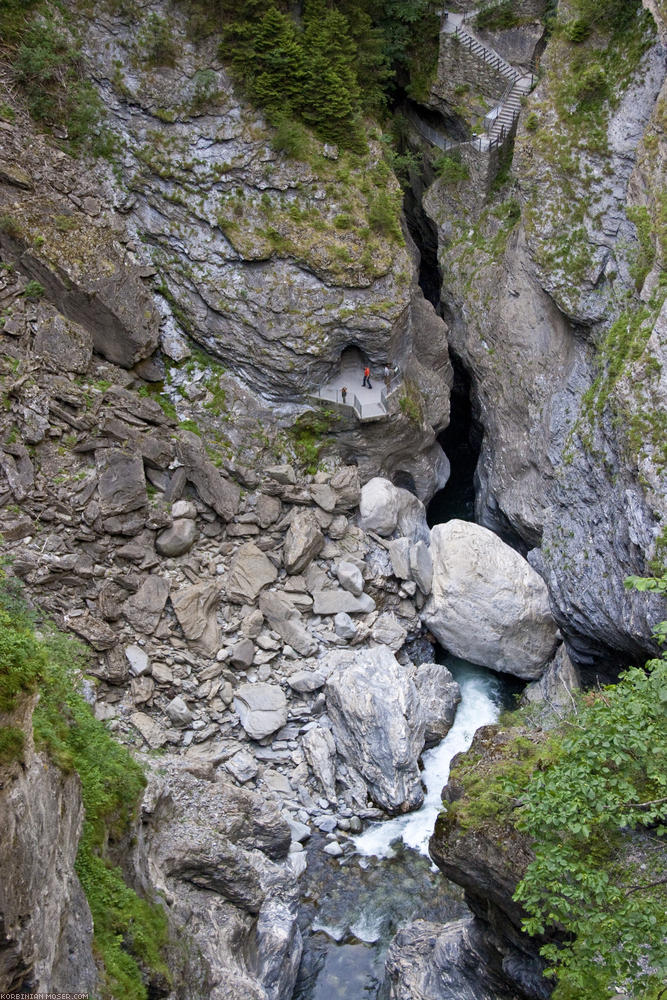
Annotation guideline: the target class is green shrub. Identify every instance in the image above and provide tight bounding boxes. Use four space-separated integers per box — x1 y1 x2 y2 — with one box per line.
475 0 520 32
0 573 170 998
432 152 469 184
138 12 178 67
0 212 22 238
270 115 310 159
23 280 45 300
524 111 539 131
368 190 402 240
562 16 591 42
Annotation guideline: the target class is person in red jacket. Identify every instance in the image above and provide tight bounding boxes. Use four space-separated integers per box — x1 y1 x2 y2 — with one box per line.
362 366 372 389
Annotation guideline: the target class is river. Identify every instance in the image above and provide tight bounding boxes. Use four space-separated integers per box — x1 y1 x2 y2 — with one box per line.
293 656 517 1000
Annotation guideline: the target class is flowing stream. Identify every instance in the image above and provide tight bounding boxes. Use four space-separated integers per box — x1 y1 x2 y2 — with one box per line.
293 656 515 1000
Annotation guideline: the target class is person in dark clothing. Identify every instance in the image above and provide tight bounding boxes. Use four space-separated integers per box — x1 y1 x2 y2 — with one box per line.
362 366 372 389
341 386 347 403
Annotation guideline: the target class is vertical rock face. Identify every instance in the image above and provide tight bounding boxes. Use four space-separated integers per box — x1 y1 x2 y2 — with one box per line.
0 702 96 995
422 1 667 667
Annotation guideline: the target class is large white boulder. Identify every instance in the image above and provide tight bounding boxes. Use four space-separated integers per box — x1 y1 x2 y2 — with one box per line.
422 520 559 679
325 646 425 813
359 478 429 543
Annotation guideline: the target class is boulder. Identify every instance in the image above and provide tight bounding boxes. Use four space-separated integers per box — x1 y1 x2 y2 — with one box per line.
229 639 255 669
64 613 116 651
287 669 326 693
32 311 92 374
96 448 146 516
125 644 150 677
335 560 364 596
176 431 240 521
423 521 559 679
283 511 324 575
359 478 429 543
334 612 357 640
409 541 433 596
310 483 336 512
522 645 580 710
259 592 318 657
256 494 281 528
165 696 193 727
226 543 278 604
122 575 170 634
170 582 221 656
312 590 375 616
130 711 167 749
302 725 337 800
330 465 361 510
234 683 288 740
171 499 197 519
371 613 407 652
226 749 259 783
265 464 296 485
325 646 425 813
413 662 461 748
156 518 197 557
388 537 411 580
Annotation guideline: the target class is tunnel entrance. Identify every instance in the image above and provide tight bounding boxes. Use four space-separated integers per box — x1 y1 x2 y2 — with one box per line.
427 353 482 527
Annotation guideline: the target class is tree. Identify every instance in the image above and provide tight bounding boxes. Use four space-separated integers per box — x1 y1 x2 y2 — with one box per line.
511 580 667 999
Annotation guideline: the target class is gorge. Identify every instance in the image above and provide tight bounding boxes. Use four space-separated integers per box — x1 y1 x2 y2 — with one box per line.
0 0 665 999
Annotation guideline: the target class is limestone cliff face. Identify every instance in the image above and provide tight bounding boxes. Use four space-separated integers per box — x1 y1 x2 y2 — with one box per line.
0 698 96 995
422 1 667 666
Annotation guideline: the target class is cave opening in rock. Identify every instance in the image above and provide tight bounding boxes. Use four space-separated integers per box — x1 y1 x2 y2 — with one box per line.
427 353 482 527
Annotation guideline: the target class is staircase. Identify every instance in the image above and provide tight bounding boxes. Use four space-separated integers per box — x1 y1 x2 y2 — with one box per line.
488 73 534 141
454 22 521 85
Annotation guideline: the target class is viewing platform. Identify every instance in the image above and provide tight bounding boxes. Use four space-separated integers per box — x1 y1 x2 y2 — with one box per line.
309 362 402 422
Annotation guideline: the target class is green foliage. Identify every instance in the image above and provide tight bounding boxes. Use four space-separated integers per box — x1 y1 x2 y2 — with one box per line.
22 279 45 300
288 408 337 473
0 573 170 999
0 725 25 764
0 212 22 238
191 0 439 150
512 656 667 999
432 152 469 184
138 12 178 67
14 6 104 151
270 114 310 160
398 379 423 425
368 190 402 239
627 204 656 291
475 0 521 32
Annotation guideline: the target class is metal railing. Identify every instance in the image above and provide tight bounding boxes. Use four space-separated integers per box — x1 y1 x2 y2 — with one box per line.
308 388 389 422
454 24 521 83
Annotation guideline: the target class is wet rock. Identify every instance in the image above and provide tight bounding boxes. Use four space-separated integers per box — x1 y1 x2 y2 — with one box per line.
384 917 525 1000
123 575 170 634
234 683 288 740
325 646 425 813
522 644 580 710
413 662 461 748
176 431 240 521
312 590 375 616
125 643 150 677
226 542 278 604
171 582 221 656
259 591 318 657
96 448 147 515
283 511 324 575
334 612 357 639
336 560 364 596
156 518 197 556
229 638 255 669
423 520 559 679
165 695 194 727
302 725 337 800
409 541 433 596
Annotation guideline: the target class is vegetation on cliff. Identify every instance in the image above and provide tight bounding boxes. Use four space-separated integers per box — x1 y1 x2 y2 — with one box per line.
441 581 667 1000
0 571 169 1000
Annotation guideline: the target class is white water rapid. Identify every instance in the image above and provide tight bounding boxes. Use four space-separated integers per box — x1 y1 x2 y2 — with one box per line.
353 660 503 860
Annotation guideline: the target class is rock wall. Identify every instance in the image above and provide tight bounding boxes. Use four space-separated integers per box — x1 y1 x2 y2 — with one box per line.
422 1 667 667
0 698 97 995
